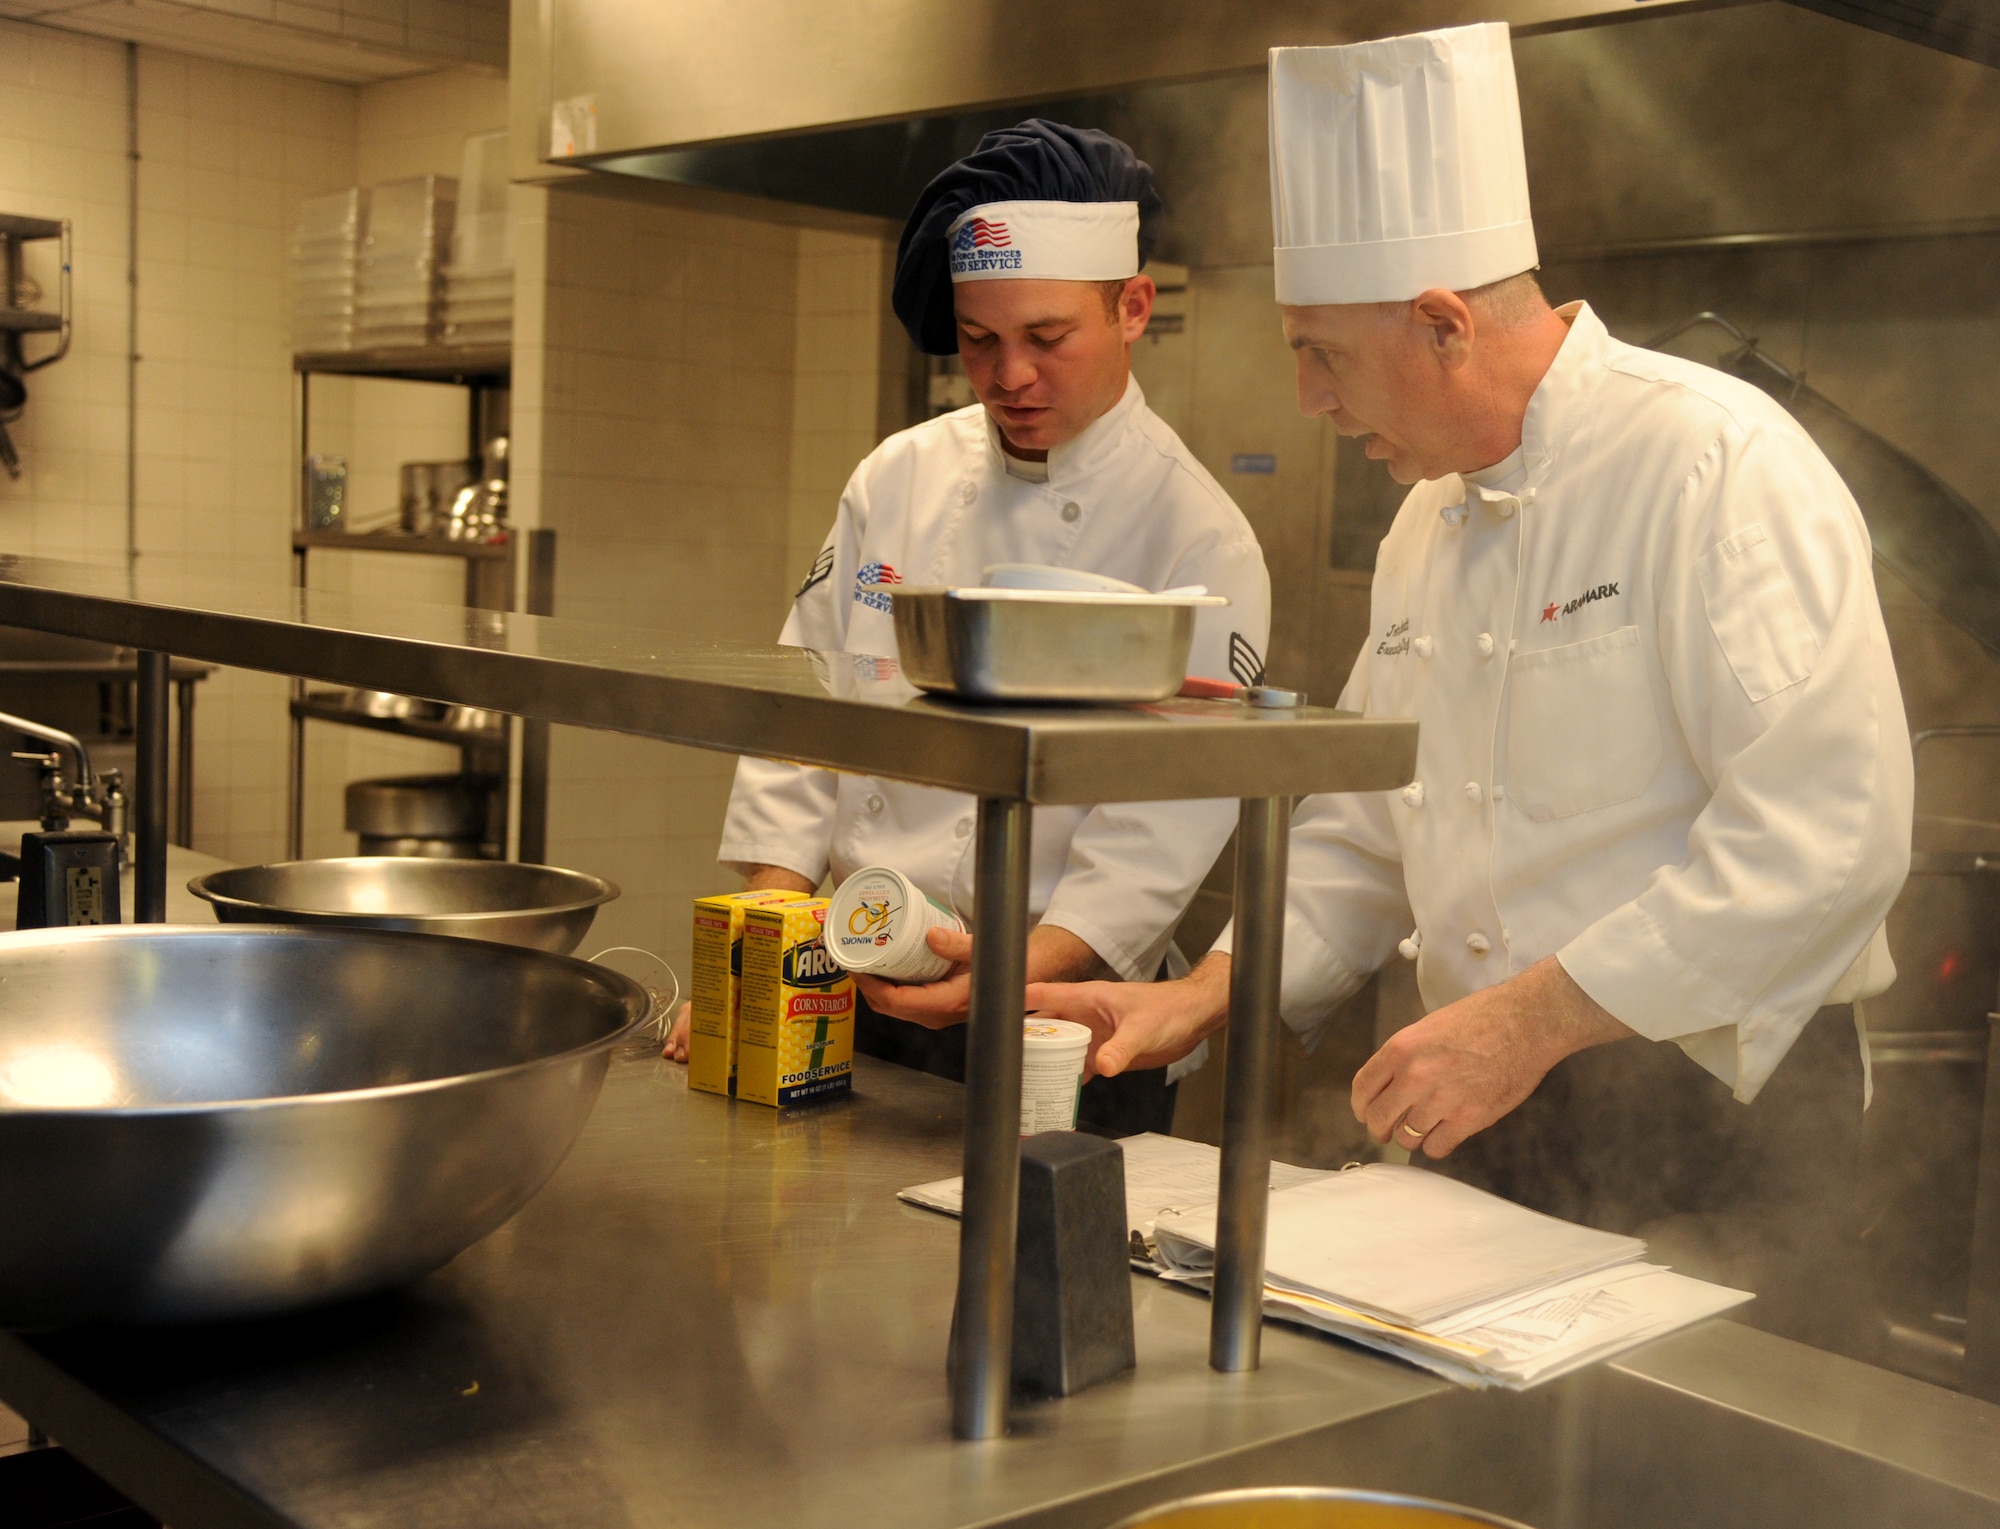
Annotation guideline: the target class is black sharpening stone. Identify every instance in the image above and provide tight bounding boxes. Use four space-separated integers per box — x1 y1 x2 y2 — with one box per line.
1010 1130 1136 1397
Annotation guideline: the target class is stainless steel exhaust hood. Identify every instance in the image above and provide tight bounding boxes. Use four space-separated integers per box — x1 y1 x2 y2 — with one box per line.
1783 0 2000 67
517 0 1745 170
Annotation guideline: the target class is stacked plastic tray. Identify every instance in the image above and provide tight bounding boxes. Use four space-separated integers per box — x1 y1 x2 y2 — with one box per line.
443 131 511 348
356 175 457 349
289 189 366 354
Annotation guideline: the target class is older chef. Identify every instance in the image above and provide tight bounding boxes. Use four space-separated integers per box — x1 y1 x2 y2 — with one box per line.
667 120 1271 1134
1030 25 1912 1342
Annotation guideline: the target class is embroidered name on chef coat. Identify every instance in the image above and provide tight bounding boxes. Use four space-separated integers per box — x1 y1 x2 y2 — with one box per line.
1539 581 1621 624
1376 618 1411 656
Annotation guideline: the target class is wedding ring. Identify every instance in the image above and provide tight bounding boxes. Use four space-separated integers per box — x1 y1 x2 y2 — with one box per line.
1397 1118 1431 1142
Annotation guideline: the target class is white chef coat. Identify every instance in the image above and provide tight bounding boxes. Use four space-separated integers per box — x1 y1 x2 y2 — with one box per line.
720 375 1273 987
1216 302 1911 1102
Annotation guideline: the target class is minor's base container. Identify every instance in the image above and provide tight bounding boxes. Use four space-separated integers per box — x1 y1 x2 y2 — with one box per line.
687 889 807 1098
1021 1018 1092 1133
825 864 964 984
737 899 855 1108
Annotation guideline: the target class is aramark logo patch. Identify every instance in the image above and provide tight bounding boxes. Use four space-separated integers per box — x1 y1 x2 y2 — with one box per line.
855 561 900 613
950 217 1023 276
1540 580 1621 624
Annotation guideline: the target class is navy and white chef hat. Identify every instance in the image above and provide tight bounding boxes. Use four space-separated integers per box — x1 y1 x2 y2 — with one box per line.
892 119 1164 356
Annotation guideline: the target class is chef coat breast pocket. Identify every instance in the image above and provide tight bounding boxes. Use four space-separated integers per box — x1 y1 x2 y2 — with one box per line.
1505 625 1663 821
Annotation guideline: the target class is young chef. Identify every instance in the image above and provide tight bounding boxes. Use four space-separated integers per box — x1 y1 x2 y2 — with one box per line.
665 120 1272 1133
1027 25 1912 1342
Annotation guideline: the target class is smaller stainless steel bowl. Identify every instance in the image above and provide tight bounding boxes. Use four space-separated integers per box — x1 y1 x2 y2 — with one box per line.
888 586 1227 703
189 857 620 955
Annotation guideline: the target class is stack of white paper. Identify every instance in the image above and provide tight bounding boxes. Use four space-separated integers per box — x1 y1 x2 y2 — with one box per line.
898 1132 1321 1261
898 1135 1750 1390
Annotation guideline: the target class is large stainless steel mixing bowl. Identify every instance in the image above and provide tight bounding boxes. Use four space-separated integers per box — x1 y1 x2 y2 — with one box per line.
0 924 650 1328
187 857 620 954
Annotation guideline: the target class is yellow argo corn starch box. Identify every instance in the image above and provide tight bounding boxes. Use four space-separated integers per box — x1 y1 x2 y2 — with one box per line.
736 898 855 1108
687 889 808 1098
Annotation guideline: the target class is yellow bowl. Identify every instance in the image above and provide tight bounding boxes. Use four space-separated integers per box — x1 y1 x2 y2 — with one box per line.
1102 1488 1536 1529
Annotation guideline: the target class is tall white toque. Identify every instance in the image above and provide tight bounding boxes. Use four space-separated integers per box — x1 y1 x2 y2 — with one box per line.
946 201 1141 284
1268 23 1538 306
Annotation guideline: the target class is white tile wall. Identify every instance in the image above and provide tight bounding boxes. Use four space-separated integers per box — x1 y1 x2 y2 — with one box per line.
516 185 798 972
0 28 521 865
295 65 507 859
516 191 897 979
2 26 899 907
0 25 361 864
787 226 889 588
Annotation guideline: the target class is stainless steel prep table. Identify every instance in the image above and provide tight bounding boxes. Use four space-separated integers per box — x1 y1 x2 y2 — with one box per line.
5 1054 2000 1529
0 555 1416 1435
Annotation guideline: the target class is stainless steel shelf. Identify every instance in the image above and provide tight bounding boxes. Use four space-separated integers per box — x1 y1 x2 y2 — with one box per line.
0 557 1416 806
292 529 513 561
0 310 62 334
292 345 510 383
0 213 62 241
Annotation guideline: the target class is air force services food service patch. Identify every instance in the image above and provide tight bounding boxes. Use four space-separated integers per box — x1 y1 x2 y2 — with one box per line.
855 561 901 613
950 218 1021 276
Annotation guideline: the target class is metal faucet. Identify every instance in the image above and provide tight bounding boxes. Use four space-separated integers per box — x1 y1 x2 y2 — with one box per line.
1 709 128 855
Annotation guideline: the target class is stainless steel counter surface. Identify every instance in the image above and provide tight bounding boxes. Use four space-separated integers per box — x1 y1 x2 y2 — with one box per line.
0 557 1414 805
7 1055 2000 1529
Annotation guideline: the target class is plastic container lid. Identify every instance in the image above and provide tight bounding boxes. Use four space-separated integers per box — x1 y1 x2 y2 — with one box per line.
1023 1018 1092 1053
824 865 962 981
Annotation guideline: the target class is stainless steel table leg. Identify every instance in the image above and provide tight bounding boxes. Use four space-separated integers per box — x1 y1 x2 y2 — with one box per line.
134 650 169 923
173 677 195 848
1965 1011 2000 1400
1210 794 1290 1372
951 795 1032 1440
286 690 305 861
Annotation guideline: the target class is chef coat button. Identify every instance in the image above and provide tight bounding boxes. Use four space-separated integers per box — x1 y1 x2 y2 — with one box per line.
1060 500 1081 523
865 793 885 816
1497 497 1519 519
1522 487 1537 506
1475 632 1495 658
1440 504 1467 528
957 481 978 504
1492 783 1505 802
1398 932 1421 961
1464 781 1483 804
953 817 972 839
1466 931 1491 956
1412 636 1434 660
1502 928 1513 945
1400 781 1425 809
